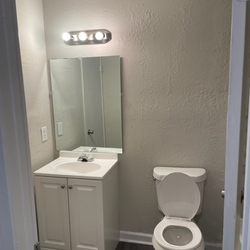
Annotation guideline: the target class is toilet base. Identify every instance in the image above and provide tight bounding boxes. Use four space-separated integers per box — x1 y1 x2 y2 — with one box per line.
152 235 205 250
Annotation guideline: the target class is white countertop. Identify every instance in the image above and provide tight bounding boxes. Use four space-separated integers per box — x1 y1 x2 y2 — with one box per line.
34 151 118 180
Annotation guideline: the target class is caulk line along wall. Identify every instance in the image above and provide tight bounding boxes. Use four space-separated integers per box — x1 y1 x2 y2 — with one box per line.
17 0 232 244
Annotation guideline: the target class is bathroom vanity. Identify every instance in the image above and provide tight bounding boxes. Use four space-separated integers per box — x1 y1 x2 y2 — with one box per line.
34 151 119 250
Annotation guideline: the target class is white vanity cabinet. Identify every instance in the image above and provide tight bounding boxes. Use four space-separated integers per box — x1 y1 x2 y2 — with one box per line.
34 163 119 250
35 177 71 250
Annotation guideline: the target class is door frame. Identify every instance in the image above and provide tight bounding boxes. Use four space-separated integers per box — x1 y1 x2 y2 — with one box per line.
242 90 250 250
222 0 249 250
0 0 38 249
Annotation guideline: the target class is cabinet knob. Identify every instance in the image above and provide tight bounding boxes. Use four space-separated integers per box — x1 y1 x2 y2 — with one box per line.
68 185 73 189
61 185 65 189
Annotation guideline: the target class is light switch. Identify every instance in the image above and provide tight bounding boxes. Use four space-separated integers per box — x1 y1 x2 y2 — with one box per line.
57 122 63 136
41 126 48 142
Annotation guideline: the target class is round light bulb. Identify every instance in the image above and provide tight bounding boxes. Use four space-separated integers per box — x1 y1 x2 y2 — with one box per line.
62 32 71 41
78 32 87 41
95 32 104 41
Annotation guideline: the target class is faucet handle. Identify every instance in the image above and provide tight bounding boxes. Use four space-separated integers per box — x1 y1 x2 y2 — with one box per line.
78 153 87 161
77 152 94 162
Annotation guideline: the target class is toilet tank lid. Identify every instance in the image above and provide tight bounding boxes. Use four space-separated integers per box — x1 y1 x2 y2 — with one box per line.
153 167 207 182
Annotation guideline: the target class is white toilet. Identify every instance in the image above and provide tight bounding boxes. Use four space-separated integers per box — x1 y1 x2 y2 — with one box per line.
152 167 207 250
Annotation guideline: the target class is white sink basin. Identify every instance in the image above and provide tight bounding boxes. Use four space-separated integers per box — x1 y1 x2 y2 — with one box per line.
54 162 101 174
34 151 118 179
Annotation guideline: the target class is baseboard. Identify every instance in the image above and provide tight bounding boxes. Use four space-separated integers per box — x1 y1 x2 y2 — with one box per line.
119 231 222 249
119 231 153 245
205 242 222 250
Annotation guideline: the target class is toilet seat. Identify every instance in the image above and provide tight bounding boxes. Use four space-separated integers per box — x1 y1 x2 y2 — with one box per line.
153 173 203 250
153 218 202 250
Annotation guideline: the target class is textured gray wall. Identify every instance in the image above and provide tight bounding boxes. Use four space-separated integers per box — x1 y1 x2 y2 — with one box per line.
16 0 54 171
17 0 232 244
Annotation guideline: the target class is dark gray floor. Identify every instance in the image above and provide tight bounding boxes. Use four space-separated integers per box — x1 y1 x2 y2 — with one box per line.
115 242 222 250
116 242 154 250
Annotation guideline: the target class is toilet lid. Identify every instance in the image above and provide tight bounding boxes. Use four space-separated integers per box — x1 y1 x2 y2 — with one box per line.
158 172 200 220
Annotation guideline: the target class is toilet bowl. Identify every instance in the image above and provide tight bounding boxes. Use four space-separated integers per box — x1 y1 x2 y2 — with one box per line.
152 218 204 250
152 169 206 250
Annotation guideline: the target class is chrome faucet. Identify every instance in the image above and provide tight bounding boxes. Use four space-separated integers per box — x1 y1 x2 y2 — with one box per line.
77 153 94 162
89 147 97 152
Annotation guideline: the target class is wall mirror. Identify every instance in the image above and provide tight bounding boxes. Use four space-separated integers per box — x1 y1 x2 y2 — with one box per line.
50 55 123 154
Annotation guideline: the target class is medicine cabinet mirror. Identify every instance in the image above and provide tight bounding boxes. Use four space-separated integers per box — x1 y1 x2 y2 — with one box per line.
50 55 122 154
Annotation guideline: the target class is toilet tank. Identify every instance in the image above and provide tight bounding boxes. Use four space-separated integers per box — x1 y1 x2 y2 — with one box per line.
153 167 207 215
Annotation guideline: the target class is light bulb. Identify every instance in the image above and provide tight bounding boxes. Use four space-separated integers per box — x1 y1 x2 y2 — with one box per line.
95 32 104 41
78 32 87 41
62 32 71 41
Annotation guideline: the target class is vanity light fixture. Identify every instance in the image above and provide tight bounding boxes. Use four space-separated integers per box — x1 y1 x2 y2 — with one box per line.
78 32 87 41
95 31 104 41
62 29 112 45
62 32 71 42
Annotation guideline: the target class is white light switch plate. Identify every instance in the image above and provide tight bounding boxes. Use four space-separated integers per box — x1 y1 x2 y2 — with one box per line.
41 126 48 142
57 122 63 136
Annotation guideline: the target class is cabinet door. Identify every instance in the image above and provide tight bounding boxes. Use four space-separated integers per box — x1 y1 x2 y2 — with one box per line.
35 177 71 250
68 179 104 250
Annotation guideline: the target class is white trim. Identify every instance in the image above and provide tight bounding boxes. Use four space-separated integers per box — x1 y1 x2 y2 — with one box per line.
0 135 15 250
0 0 38 249
119 231 222 249
242 89 250 250
222 0 247 249
119 231 153 245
